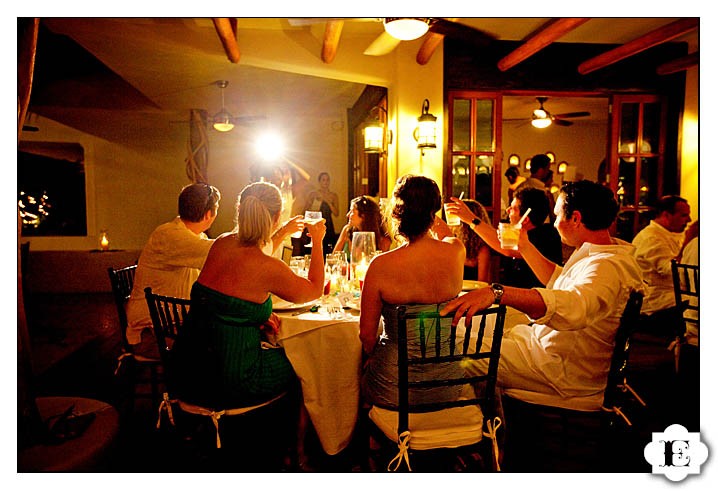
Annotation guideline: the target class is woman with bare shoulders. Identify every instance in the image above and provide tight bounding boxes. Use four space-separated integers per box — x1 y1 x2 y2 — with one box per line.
359 175 465 409
174 181 325 408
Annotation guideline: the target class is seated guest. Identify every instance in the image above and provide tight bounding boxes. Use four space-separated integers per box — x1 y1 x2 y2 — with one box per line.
441 180 644 411
360 175 465 408
451 199 491 281
126 183 220 359
631 195 696 335
446 187 563 287
334 195 392 255
126 183 301 359
173 181 326 408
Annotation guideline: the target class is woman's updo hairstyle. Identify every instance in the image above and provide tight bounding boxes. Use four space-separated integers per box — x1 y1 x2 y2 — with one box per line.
236 182 282 246
390 174 441 242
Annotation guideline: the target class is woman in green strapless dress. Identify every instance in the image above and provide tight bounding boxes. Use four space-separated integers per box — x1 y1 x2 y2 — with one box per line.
172 181 327 410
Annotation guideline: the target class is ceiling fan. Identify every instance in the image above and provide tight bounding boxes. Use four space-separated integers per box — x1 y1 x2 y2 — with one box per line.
365 18 495 56
171 80 265 132
512 97 591 128
287 17 495 56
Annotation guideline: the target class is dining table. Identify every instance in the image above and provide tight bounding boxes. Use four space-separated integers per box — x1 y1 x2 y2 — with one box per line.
276 304 362 456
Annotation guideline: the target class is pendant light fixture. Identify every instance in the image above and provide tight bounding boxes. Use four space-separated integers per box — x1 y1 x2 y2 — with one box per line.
212 80 234 132
384 18 430 41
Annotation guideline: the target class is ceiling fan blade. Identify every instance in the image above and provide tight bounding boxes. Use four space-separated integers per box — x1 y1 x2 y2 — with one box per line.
553 111 591 119
231 115 266 124
428 18 495 46
552 118 574 127
364 31 402 56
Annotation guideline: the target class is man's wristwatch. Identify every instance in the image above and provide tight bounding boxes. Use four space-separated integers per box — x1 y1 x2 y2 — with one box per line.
471 217 481 227
489 283 505 305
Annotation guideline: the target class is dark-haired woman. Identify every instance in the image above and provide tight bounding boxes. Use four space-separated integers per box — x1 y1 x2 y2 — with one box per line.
359 175 465 409
452 199 490 281
333 195 391 255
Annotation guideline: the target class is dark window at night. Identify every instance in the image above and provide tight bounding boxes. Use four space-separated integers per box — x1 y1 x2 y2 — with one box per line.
18 148 87 236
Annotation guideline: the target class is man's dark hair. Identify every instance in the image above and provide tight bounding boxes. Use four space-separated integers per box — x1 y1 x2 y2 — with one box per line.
178 183 221 222
560 180 618 231
505 166 520 178
655 195 688 215
529 154 551 174
515 187 550 227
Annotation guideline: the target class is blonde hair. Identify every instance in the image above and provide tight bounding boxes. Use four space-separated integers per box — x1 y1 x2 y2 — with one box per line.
236 182 282 246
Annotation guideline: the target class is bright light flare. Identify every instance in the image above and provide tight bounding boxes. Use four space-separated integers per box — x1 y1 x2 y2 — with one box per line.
256 132 284 160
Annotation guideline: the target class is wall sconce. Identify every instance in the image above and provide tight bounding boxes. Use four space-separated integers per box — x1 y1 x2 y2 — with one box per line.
364 106 392 154
546 151 555 164
508 154 520 166
413 99 437 156
525 158 532 172
557 161 568 174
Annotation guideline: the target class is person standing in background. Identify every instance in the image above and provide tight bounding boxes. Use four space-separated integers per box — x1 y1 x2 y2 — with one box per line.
306 172 339 252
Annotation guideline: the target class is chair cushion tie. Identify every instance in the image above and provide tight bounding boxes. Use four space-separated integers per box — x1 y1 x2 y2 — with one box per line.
482 416 502 471
387 431 412 471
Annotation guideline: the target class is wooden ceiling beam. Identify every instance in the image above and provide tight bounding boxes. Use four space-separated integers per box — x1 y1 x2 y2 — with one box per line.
416 18 459 66
497 18 591 72
656 52 699 75
416 32 445 65
321 20 344 63
212 18 240 64
578 18 698 75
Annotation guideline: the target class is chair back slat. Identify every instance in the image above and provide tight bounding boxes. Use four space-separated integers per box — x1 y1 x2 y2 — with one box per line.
602 291 643 409
107 265 137 349
671 260 699 336
144 287 192 385
396 304 506 437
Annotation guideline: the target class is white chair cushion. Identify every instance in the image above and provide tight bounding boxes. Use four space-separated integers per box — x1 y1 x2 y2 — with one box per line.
369 402 484 450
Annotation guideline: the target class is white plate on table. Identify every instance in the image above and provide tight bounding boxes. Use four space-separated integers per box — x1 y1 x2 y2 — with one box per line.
272 297 316 311
344 298 361 311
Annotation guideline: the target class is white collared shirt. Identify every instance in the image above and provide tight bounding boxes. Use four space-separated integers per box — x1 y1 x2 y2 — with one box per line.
631 220 684 314
126 217 214 344
503 239 644 410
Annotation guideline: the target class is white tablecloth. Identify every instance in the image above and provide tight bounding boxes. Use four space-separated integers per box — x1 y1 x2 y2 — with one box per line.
278 310 362 455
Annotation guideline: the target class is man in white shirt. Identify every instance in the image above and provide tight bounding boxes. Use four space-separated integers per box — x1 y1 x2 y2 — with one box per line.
631 195 696 336
126 183 221 358
441 180 644 410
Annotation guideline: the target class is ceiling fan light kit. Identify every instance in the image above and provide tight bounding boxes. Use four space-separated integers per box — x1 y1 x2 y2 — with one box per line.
212 80 235 132
384 18 430 41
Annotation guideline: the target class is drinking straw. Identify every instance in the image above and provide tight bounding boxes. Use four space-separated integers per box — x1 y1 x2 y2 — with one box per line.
458 191 464 200
518 208 532 225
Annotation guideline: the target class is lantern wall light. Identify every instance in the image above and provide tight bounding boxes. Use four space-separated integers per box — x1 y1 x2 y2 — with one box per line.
364 105 392 154
413 98 437 156
508 154 520 166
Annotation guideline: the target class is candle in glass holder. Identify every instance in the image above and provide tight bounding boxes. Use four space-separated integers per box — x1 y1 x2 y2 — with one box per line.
99 230 109 251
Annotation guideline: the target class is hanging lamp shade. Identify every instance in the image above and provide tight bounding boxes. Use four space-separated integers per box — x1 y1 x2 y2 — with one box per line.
212 80 234 132
212 109 235 132
384 18 429 41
